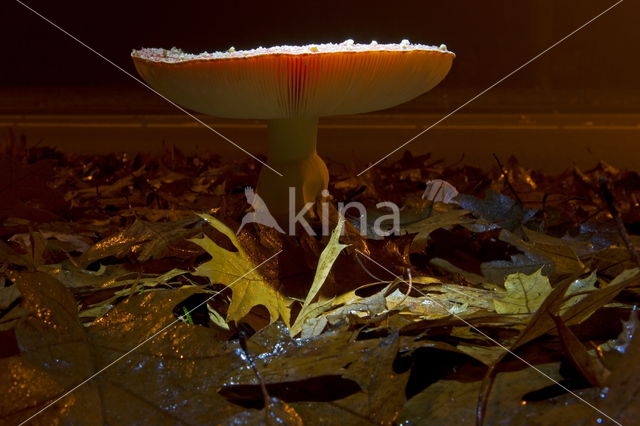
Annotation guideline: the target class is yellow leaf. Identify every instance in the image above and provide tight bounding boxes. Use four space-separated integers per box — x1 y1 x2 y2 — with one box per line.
560 271 598 312
191 214 291 326
290 217 348 335
207 305 230 330
493 269 552 314
402 209 472 252
385 289 451 318
456 344 505 366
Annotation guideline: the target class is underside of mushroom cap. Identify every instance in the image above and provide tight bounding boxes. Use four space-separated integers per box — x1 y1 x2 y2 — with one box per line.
132 41 455 119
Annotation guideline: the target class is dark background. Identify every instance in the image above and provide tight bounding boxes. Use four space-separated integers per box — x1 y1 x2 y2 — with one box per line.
2 0 637 89
0 0 638 167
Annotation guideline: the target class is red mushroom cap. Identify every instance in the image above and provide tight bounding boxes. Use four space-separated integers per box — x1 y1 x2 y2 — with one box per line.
132 41 455 119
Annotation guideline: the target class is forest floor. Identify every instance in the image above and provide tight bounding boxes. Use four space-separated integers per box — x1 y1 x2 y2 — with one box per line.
0 141 639 425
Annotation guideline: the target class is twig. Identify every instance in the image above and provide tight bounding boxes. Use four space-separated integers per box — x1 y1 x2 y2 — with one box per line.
599 176 640 267
492 153 523 206
354 250 387 283
394 268 414 306
238 330 272 414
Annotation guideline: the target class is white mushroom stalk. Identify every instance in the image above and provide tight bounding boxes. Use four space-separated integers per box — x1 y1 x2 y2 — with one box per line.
132 40 455 220
258 117 328 220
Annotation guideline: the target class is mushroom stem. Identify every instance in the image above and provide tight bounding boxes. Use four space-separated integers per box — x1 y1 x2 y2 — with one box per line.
257 117 328 222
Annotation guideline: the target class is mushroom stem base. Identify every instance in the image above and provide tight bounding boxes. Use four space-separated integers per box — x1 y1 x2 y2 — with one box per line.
257 117 328 225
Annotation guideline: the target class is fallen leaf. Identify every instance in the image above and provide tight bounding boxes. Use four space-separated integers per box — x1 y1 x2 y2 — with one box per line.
191 213 291 325
477 270 640 424
0 159 67 222
78 215 201 266
402 208 472 252
499 229 586 278
560 271 598 313
399 363 566 425
225 325 408 424
429 258 486 284
0 240 33 269
223 397 303 425
337 332 409 425
562 268 640 327
40 262 131 289
552 314 610 387
9 230 91 254
456 344 506 366
291 217 348 336
481 253 550 285
0 272 245 424
66 166 146 201
588 312 640 425
422 179 460 204
0 285 20 311
493 269 552 315
386 288 452 318
455 190 535 233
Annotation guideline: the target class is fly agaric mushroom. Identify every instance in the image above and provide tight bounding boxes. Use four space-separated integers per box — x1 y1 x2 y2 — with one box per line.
132 40 454 219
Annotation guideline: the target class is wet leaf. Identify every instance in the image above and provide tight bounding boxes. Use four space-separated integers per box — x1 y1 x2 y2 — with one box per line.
498 229 586 278
40 262 131 289
78 215 201 265
591 312 640 425
9 230 91 255
600 308 640 354
540 311 640 426
477 270 640 423
3 142 640 425
0 272 244 424
76 269 190 322
402 208 472 252
455 344 506 366
337 332 409 424
562 268 640 327
0 240 33 269
455 190 535 233
399 363 565 426
386 288 453 319
481 253 550 285
561 271 598 313
0 285 20 311
292 335 408 425
552 314 610 387
223 397 303 425
191 213 291 325
227 326 376 386
291 217 348 336
386 282 497 320
493 269 552 315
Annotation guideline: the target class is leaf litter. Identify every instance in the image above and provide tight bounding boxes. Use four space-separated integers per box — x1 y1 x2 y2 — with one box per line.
0 144 639 425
